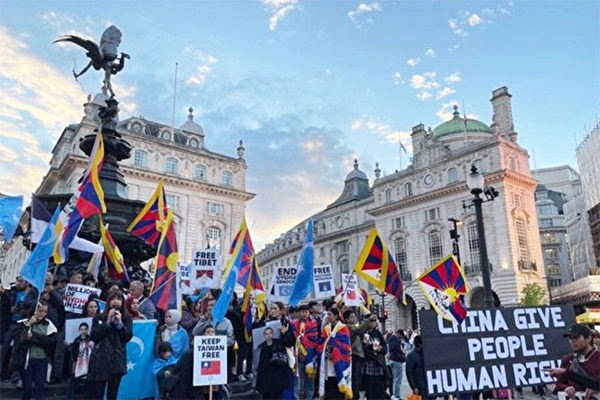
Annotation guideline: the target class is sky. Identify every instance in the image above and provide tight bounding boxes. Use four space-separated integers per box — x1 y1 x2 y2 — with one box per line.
1 0 599 250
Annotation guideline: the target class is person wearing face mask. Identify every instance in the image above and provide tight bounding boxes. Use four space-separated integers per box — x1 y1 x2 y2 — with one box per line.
87 290 133 400
155 309 189 360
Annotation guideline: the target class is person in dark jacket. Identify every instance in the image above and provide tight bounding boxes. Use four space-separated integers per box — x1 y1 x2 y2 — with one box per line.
87 290 133 400
256 327 293 400
225 296 246 381
11 300 57 400
363 317 390 400
406 335 430 400
65 322 94 399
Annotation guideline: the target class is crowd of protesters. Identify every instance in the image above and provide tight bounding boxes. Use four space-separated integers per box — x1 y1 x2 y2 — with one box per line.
1 270 599 400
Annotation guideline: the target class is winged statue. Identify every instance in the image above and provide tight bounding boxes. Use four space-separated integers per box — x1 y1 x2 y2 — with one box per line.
54 25 130 97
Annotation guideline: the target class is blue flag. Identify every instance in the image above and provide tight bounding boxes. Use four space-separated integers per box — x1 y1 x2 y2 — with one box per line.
118 320 157 400
0 195 23 241
20 207 60 292
213 248 241 325
289 219 315 306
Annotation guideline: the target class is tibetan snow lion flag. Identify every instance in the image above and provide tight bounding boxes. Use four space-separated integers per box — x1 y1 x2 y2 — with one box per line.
417 254 468 325
148 209 180 311
127 180 168 249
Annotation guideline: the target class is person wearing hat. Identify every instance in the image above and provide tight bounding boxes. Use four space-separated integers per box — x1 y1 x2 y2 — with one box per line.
546 323 599 400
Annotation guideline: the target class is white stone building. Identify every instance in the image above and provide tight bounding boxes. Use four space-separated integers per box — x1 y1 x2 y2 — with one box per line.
257 87 547 330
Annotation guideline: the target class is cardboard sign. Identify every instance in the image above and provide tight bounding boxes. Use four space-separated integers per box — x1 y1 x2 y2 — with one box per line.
341 273 360 306
65 317 93 344
63 284 102 314
251 320 282 350
268 266 298 302
191 248 221 289
420 306 576 395
178 263 194 295
313 264 335 299
193 335 228 386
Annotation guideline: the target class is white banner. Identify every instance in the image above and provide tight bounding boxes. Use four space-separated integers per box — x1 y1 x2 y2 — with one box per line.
341 273 360 306
191 248 221 289
63 284 102 314
268 266 297 302
313 264 335 299
178 263 194 295
193 335 228 386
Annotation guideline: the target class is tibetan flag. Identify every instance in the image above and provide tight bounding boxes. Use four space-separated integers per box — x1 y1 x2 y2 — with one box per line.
0 195 23 241
241 256 267 342
148 209 179 311
127 180 168 249
100 221 129 282
384 252 404 301
228 218 254 288
76 133 106 218
417 254 468 325
355 228 387 290
289 219 315 307
79 131 104 190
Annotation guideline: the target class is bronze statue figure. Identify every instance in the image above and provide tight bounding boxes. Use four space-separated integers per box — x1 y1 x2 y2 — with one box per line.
54 25 129 97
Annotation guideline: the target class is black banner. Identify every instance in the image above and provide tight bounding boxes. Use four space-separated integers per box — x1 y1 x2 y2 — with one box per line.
420 306 576 395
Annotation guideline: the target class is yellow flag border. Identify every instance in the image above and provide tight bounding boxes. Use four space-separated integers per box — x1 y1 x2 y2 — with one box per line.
354 227 388 291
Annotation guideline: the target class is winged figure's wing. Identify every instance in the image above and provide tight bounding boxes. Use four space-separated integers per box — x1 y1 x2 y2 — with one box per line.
100 25 122 60
53 35 103 63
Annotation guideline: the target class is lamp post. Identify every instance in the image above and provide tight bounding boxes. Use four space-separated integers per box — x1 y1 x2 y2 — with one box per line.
448 218 462 266
376 290 387 332
466 166 495 309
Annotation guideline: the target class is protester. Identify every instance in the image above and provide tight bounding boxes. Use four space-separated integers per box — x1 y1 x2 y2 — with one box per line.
83 298 100 318
87 290 133 400
192 299 235 346
406 335 428 400
388 329 407 400
344 309 374 400
225 295 245 381
256 326 293 400
155 309 189 360
125 296 146 320
180 297 202 338
128 280 156 320
292 304 319 400
546 323 600 399
11 300 57 400
363 315 389 400
153 342 179 399
65 321 94 399
318 306 353 400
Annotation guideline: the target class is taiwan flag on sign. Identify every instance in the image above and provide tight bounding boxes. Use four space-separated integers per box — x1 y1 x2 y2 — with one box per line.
201 360 220 375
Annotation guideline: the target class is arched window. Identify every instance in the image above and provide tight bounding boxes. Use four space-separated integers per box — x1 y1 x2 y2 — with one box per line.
385 188 392 203
206 226 222 249
195 165 206 180
134 150 148 167
515 218 529 261
165 157 179 174
394 237 409 279
428 230 443 265
467 221 480 269
448 167 458 183
405 182 413 197
472 159 484 174
222 171 233 186
340 259 350 275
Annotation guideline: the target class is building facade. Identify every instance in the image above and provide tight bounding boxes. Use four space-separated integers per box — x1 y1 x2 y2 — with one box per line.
0 92 254 284
257 87 547 330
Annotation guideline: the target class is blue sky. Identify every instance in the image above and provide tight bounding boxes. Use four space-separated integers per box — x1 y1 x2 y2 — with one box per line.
1 0 599 249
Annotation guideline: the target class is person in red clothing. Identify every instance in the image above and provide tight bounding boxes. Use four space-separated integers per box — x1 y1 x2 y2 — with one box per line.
546 323 599 400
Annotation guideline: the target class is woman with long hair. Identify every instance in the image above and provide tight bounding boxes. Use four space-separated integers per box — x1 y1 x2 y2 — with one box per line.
87 290 133 400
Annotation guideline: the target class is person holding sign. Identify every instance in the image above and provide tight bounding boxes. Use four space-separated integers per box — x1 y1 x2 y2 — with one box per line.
256 326 293 399
546 324 600 400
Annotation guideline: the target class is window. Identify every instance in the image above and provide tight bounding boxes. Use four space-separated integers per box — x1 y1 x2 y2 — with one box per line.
340 259 350 274
405 182 413 196
165 157 179 174
540 219 553 228
319 247 325 257
393 216 405 229
222 171 233 186
425 207 440 221
515 218 529 261
428 230 443 265
448 168 458 183
542 233 556 244
509 157 517 171
336 241 349 254
548 278 562 288
544 248 559 259
394 237 409 278
548 264 561 275
134 150 148 168
467 221 481 269
536 192 548 200
206 202 224 217
206 226 222 249
385 189 392 203
195 165 206 180
539 205 555 215
513 194 522 207
165 194 180 210
472 159 484 174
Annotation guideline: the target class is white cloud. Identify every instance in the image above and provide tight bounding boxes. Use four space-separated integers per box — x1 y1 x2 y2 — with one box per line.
410 72 440 90
425 49 435 58
468 14 482 26
348 2 382 26
269 4 296 31
393 72 403 85
448 3 514 37
261 0 298 31
351 117 411 149
445 72 462 83
184 46 218 86
437 87 455 99
448 18 468 37
417 92 432 101
406 57 421 66
436 101 459 121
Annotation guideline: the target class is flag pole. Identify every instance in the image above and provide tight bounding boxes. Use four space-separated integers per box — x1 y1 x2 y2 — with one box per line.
209 385 213 400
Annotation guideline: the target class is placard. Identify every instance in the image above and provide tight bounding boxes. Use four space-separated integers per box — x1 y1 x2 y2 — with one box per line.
313 264 335 299
268 266 297 302
65 317 93 344
63 284 102 314
341 273 360 306
420 306 576 395
193 335 228 386
251 320 282 350
178 262 194 295
191 248 221 289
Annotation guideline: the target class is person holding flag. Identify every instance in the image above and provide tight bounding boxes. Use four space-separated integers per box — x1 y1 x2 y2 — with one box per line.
292 304 319 400
318 306 353 400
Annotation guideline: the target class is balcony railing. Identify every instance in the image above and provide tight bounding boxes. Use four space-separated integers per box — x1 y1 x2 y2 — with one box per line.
518 260 538 272
463 263 493 277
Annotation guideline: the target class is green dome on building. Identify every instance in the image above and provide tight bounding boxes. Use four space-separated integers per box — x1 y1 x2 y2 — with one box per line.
432 105 492 139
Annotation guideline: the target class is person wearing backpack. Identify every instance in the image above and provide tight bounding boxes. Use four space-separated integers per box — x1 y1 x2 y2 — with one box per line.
388 329 407 400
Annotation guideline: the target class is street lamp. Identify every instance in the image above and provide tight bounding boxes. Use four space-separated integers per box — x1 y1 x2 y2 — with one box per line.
466 166 497 309
448 218 463 266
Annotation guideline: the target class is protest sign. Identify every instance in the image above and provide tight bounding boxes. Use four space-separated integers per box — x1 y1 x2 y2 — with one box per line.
420 306 576 395
268 266 298 302
63 284 102 314
251 320 282 350
193 335 228 386
341 273 360 306
313 264 335 299
65 317 93 344
178 262 194 295
191 248 221 289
